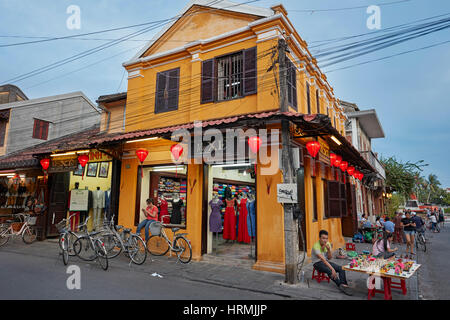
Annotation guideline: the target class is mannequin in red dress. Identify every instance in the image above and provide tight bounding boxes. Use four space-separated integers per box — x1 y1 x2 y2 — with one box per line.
223 198 237 241
159 196 170 224
237 194 251 243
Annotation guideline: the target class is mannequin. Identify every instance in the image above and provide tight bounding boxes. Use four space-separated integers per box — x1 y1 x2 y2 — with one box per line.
209 194 223 253
246 192 256 238
170 193 183 225
238 192 251 244
159 195 170 224
104 188 111 221
223 192 237 241
93 187 105 230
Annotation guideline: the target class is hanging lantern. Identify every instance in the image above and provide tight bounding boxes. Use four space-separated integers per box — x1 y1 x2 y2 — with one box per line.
334 155 342 167
248 136 262 174
171 144 184 177
339 161 348 172
358 172 364 181
306 141 321 158
347 166 355 176
329 153 337 167
40 158 50 183
78 155 89 180
136 149 149 178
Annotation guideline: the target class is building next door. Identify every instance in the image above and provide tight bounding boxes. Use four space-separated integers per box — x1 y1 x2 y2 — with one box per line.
46 172 70 237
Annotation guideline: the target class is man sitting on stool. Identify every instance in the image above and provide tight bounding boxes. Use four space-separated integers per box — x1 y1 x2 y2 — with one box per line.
312 230 352 296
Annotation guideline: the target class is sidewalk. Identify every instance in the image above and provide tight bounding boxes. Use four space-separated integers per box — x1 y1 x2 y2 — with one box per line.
0 237 418 300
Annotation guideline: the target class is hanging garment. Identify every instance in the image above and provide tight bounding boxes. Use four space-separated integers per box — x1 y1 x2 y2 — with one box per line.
209 199 223 233
247 199 256 237
223 199 236 240
159 199 170 224
238 198 251 243
171 199 182 224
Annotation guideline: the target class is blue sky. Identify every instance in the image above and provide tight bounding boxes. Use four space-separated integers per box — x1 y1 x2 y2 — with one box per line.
0 0 449 187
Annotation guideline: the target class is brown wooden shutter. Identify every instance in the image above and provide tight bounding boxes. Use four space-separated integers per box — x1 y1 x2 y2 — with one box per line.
167 68 179 111
243 47 257 96
328 180 341 217
201 59 215 104
316 89 320 113
340 183 347 217
42 121 49 140
155 71 167 113
323 178 329 218
0 120 7 147
306 83 311 114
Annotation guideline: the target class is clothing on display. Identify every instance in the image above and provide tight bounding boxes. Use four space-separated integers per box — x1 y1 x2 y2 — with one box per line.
155 175 187 225
92 188 105 228
158 198 170 224
246 199 256 237
104 189 111 220
238 198 251 243
223 198 237 240
171 199 183 225
209 199 223 233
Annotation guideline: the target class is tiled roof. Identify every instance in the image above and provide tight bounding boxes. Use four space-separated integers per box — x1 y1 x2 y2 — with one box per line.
96 92 127 104
0 125 103 169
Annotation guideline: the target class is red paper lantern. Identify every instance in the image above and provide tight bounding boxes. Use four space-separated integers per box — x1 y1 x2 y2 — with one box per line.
339 161 348 172
40 158 50 171
136 149 149 178
358 172 364 181
347 166 355 176
306 141 321 158
330 153 337 167
78 155 89 180
248 136 262 154
334 155 342 167
170 144 184 162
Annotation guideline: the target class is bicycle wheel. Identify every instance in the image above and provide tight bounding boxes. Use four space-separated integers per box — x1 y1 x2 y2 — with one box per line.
94 239 108 271
67 232 79 256
61 237 69 265
419 234 427 252
0 225 10 247
173 236 192 264
102 233 122 259
73 236 97 261
147 235 170 256
22 226 37 244
128 235 147 265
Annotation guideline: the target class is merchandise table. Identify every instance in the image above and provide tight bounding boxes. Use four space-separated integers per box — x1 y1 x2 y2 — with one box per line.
343 262 421 300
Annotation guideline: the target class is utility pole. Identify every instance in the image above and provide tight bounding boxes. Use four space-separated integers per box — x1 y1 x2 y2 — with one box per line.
278 38 299 284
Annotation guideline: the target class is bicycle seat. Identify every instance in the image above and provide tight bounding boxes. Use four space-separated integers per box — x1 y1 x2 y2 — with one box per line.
172 227 180 233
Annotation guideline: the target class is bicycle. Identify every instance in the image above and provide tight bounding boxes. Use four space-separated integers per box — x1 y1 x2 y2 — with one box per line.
72 217 109 270
0 213 38 247
146 216 192 264
55 213 82 265
415 228 427 252
100 215 147 265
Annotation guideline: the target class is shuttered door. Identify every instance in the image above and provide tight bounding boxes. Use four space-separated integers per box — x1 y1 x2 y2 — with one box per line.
340 183 347 217
328 181 341 217
243 47 257 96
201 59 215 104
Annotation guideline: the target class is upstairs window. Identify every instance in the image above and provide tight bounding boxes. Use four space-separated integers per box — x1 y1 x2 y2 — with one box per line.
306 82 311 114
286 58 297 110
316 89 320 114
33 119 49 140
155 68 180 114
201 47 257 104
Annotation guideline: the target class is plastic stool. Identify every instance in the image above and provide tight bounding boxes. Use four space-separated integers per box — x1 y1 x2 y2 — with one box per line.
312 267 330 283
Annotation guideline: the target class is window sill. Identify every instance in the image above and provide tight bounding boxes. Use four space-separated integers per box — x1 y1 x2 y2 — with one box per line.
154 107 178 115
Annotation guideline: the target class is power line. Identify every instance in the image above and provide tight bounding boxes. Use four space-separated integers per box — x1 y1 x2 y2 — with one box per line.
288 0 412 13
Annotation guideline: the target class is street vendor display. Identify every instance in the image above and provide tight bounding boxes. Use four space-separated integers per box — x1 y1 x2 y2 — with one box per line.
344 253 421 300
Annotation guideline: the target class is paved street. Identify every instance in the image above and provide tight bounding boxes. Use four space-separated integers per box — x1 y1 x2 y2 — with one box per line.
1 226 448 300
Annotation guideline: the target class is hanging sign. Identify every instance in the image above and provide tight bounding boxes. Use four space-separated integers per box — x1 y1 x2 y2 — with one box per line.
277 183 298 204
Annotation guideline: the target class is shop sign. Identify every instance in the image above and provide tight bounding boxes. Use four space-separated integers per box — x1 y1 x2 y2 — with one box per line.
277 183 298 203
49 158 78 173
89 150 112 162
318 137 330 164
69 189 89 211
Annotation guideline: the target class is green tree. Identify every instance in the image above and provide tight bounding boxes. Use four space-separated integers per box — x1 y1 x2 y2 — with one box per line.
425 174 441 204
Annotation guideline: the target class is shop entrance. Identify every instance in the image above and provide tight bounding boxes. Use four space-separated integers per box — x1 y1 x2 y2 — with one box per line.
203 163 257 261
47 172 70 237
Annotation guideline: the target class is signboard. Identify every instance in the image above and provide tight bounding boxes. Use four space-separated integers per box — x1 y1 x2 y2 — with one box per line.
49 158 78 173
277 184 298 203
69 189 89 211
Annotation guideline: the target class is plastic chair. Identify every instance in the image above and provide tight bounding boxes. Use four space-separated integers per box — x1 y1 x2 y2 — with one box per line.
312 267 330 283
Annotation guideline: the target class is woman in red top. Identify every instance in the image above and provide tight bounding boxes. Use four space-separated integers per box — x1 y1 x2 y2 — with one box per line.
136 198 158 242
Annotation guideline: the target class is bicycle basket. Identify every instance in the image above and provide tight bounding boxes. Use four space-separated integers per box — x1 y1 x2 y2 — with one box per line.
55 219 67 233
27 216 37 226
149 221 162 236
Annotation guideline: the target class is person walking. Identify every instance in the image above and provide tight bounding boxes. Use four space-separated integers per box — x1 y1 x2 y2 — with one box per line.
401 211 416 258
430 212 438 233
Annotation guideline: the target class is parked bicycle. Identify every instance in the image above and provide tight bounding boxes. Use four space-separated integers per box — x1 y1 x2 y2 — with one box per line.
146 216 192 264
100 215 147 265
72 216 109 270
415 228 427 252
55 213 82 265
0 213 38 247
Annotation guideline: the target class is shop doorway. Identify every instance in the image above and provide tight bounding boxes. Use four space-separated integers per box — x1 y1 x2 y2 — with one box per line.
203 163 257 262
47 172 70 237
